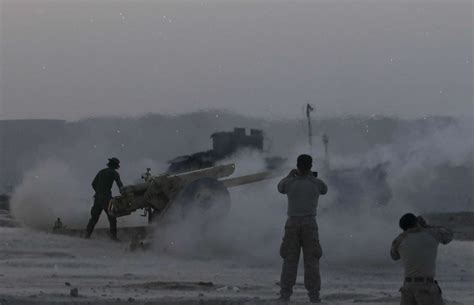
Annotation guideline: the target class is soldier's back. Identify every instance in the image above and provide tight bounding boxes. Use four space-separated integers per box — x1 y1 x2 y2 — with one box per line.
93 168 118 196
398 228 439 277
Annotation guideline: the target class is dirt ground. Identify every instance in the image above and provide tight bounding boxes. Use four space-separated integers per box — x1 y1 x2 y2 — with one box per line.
0 221 473 305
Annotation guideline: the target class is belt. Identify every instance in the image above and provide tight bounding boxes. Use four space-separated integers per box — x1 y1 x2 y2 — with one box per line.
287 215 316 219
404 277 434 283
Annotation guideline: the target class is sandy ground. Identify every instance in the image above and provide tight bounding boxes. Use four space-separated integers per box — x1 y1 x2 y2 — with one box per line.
0 220 473 305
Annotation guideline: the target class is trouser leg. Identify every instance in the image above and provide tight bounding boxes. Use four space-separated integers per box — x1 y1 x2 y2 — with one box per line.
399 285 416 305
279 226 301 299
302 223 322 300
303 252 321 299
105 209 117 238
413 283 445 305
433 282 446 305
86 202 103 237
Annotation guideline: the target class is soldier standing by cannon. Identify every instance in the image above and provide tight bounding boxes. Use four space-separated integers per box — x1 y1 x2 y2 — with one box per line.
277 154 328 303
85 158 124 241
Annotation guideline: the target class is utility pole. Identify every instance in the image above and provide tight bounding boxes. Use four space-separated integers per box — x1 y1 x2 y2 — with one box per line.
306 103 314 151
322 133 330 170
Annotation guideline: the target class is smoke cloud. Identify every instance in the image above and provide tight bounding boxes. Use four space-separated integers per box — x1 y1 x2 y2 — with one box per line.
8 113 473 265
10 159 89 230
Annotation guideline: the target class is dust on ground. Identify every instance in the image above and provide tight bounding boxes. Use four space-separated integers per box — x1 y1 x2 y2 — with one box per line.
0 223 472 305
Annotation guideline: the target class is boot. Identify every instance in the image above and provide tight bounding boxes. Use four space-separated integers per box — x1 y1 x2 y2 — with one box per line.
109 233 120 242
309 295 321 303
84 229 92 239
276 296 290 304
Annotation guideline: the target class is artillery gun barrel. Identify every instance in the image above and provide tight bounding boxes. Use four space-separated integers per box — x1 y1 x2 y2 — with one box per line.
172 163 236 184
121 164 236 196
221 171 281 188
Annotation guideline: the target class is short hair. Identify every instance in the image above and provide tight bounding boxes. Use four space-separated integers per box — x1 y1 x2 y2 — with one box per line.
399 213 418 231
297 154 313 171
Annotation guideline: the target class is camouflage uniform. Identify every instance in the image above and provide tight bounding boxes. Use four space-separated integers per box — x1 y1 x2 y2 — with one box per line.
86 166 123 238
391 226 453 305
398 282 445 305
277 171 328 302
280 216 322 301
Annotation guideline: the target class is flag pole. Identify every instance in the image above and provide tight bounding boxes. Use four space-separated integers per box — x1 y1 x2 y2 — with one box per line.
306 104 314 151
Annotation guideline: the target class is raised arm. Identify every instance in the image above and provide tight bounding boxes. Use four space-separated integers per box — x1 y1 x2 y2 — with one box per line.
278 169 298 194
417 216 453 245
278 177 291 194
318 179 328 195
428 227 454 245
390 234 404 261
115 172 124 192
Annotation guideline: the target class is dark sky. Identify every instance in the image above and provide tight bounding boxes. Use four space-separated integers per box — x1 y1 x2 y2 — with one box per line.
1 0 472 120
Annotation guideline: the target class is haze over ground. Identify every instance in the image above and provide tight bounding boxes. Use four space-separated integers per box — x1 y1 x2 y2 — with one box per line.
1 0 472 120
0 2 473 304
0 0 472 250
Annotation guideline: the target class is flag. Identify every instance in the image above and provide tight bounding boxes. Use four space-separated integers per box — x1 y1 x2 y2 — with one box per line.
306 104 314 117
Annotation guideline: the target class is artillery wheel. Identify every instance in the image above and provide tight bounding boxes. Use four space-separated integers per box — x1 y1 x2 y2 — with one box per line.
173 177 231 219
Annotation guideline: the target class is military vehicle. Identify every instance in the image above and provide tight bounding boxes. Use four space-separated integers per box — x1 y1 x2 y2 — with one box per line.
167 127 285 173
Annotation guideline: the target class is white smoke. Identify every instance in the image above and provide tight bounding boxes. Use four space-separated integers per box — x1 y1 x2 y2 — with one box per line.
10 159 89 229
8 114 473 265
149 118 473 265
381 119 473 213
152 172 286 265
9 158 164 230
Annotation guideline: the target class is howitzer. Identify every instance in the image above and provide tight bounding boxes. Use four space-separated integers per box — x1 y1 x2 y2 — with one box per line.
108 163 278 222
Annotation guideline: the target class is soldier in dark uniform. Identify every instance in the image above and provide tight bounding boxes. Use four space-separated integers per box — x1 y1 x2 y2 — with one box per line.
277 154 328 303
85 158 124 240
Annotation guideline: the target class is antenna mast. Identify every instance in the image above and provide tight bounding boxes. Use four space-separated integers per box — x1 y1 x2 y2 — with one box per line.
306 104 314 150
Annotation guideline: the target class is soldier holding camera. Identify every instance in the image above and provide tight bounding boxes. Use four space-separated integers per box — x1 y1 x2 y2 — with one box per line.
391 213 453 305
277 154 328 303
